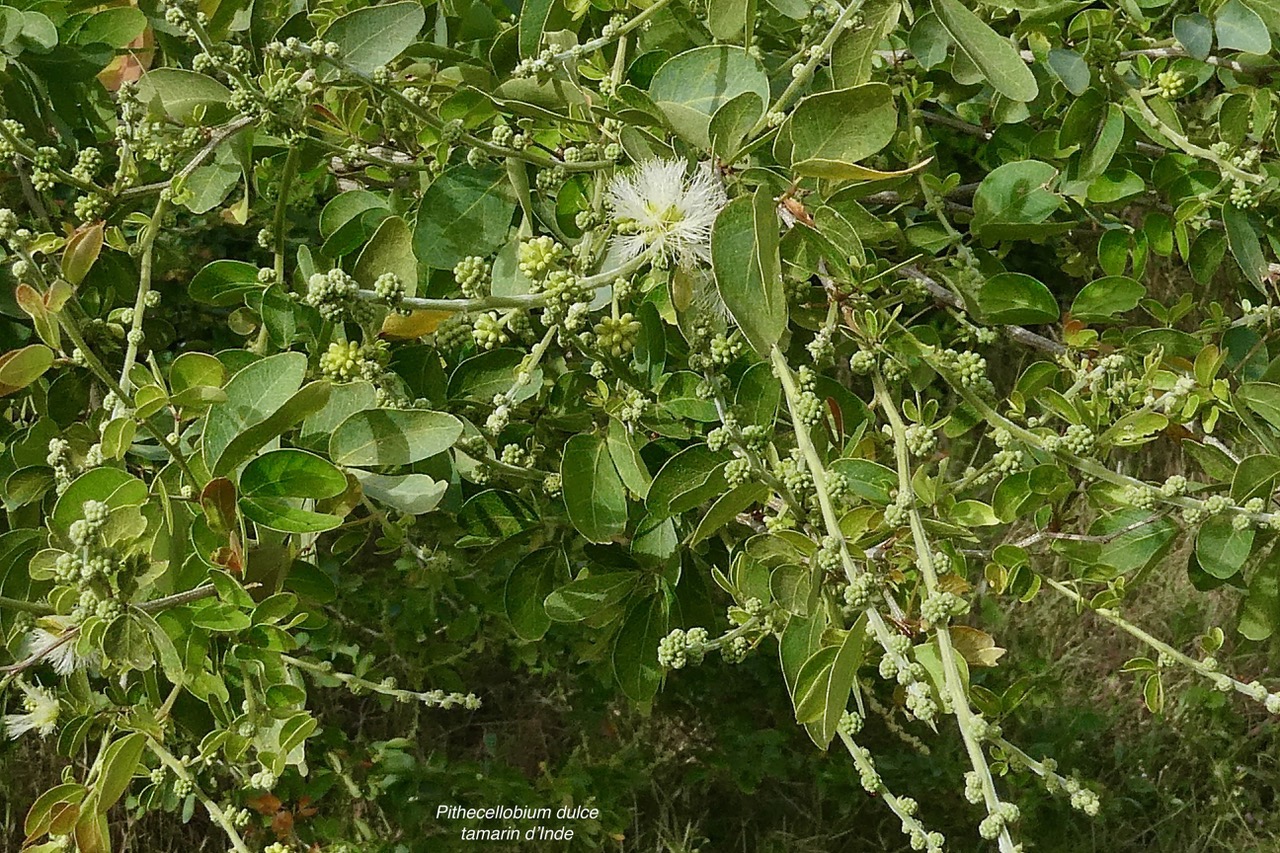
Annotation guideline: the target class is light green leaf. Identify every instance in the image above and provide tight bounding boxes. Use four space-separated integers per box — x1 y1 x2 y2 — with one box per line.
931 0 1038 102
241 449 347 499
322 1 425 74
329 409 462 467
1217 0 1271 53
353 215 417 296
545 572 639 622
1071 275 1145 321
352 471 447 514
240 498 343 533
413 165 518 269
561 433 629 543
712 188 787 357
977 272 1059 324
135 68 230 123
789 84 897 178
648 46 770 149
612 595 667 702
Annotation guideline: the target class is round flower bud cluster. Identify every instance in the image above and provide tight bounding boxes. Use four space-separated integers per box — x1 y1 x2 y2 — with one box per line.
721 635 750 664
953 350 987 387
709 333 743 367
843 573 877 609
904 681 937 722
517 236 564 281
904 423 936 458
815 536 844 575
725 456 752 486
964 771 984 804
1160 474 1188 497
304 268 361 322
657 627 710 669
920 591 967 625
543 473 563 496
1064 778 1100 815
472 312 510 350
249 770 277 790
837 710 864 737
807 326 836 365
794 390 826 427
777 453 815 498
500 444 531 468
979 803 1021 839
1061 423 1095 455
434 312 474 352
1123 484 1157 510
618 389 650 425
849 349 877 375
373 272 409 314
1156 69 1188 99
1203 494 1229 516
593 313 642 357
540 270 591 328
883 495 910 528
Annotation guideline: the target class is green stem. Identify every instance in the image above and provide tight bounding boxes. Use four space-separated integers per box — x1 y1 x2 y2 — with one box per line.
551 0 678 61
148 737 252 853
1042 575 1272 706
273 146 302 284
1122 84 1261 184
770 347 913 672
873 372 1018 853
120 196 169 390
0 596 54 615
752 0 869 135
57 314 199 486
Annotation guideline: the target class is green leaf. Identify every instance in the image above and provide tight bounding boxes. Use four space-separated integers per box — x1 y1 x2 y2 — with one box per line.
456 489 539 547
240 498 343 533
518 0 555 57
96 733 146 812
209 379 331 477
612 595 667 702
189 260 265 307
830 0 901 87
240 449 347 499
135 68 230 123
322 1 425 74
1216 0 1271 53
647 445 729 518
931 0 1038 102
351 471 447 514
1223 204 1268 286
102 613 154 671
545 572 639 622
413 165 517 270
1232 454 1280 503
977 272 1059 324
970 160 1062 241
1238 382 1280 431
712 189 787 357
709 91 765 160
62 224 104 287
353 215 417 295
1174 13 1213 59
1239 549 1280 640
1195 515 1254 580
1071 275 1145 321
561 433 629 544
606 419 652 499
0 344 53 394
789 84 897 179
1046 48 1089 96
648 46 771 149
75 7 146 47
504 548 566 641
329 409 462 467
52 469 147 536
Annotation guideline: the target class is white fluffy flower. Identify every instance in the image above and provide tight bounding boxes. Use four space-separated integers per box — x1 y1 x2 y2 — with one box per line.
4 680 59 740
22 617 98 675
605 157 727 266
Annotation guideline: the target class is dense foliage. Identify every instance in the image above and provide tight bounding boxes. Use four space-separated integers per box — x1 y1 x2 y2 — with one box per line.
3 0 1280 849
